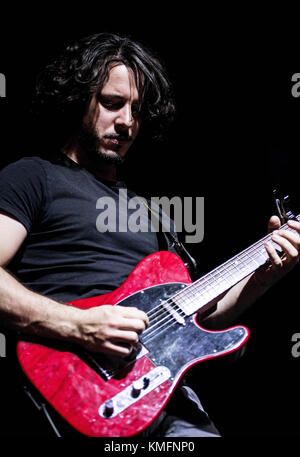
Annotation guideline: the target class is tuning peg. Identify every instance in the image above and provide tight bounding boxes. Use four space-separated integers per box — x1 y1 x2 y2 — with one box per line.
273 189 296 224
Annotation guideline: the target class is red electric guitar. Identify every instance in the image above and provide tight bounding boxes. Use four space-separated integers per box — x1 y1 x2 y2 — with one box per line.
16 218 298 437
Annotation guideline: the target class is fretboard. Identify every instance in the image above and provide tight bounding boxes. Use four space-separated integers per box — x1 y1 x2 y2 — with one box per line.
172 215 300 316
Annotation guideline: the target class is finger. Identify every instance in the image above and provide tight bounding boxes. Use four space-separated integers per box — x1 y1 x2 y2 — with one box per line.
116 306 149 327
110 329 140 344
267 215 281 233
115 316 147 333
272 233 299 260
276 229 300 250
287 219 300 233
97 340 134 358
264 241 283 267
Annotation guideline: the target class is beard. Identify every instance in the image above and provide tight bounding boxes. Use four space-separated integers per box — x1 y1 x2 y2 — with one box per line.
77 123 126 166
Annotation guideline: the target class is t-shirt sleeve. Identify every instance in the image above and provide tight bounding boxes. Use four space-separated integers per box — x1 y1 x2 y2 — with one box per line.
0 158 48 233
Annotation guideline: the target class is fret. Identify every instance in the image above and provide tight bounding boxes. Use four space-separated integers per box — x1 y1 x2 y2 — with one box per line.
173 215 300 315
252 248 268 265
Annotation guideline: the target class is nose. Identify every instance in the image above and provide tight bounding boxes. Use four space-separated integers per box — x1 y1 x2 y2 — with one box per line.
116 104 134 129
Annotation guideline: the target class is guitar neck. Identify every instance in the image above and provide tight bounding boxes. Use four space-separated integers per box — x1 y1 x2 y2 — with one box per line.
173 214 300 316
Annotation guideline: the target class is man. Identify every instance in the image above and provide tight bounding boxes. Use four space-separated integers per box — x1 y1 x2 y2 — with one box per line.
0 32 299 437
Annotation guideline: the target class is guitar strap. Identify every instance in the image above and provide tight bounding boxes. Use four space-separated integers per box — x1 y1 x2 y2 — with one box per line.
143 198 199 277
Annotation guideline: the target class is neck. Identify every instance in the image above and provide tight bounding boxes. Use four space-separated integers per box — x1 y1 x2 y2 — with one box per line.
62 138 118 182
173 214 300 317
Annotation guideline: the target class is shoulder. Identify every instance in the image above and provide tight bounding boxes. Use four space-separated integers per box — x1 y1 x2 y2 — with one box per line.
0 157 53 230
0 156 63 189
0 156 50 177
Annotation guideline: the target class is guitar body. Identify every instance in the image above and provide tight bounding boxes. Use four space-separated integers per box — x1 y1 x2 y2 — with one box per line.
17 251 249 437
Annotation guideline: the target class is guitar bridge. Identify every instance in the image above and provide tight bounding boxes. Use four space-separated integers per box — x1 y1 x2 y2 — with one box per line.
161 299 186 325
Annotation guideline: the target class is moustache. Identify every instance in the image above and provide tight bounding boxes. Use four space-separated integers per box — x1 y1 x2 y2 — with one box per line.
104 134 133 142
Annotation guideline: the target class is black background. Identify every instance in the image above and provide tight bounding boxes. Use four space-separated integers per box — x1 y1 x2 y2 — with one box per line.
0 8 300 438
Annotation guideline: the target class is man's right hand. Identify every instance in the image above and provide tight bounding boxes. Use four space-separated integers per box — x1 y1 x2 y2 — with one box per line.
0 212 149 358
72 305 149 357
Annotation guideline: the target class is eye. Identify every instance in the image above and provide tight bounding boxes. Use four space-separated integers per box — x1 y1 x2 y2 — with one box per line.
97 94 141 118
97 95 123 110
101 100 123 110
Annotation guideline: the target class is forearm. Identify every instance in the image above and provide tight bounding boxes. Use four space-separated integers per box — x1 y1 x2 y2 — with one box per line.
0 267 149 357
201 272 271 329
0 266 80 342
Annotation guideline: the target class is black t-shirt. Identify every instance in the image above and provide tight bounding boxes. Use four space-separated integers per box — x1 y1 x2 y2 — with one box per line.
0 154 174 302
0 154 216 435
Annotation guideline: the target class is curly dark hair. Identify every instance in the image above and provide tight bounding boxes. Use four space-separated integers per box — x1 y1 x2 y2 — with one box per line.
32 32 176 149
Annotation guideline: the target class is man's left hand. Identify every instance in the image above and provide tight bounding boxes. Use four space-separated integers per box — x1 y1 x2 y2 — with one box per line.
255 215 300 287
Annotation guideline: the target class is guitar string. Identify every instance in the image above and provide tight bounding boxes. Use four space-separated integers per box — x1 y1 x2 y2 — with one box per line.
144 218 299 321
137 197 298 321
103 315 181 378
142 317 187 346
145 233 270 320
142 304 186 337
104 244 293 378
141 238 271 338
105 321 182 379
103 217 300 377
142 236 270 328
178 219 300 310
137 220 300 342
142 196 298 318
104 312 191 379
